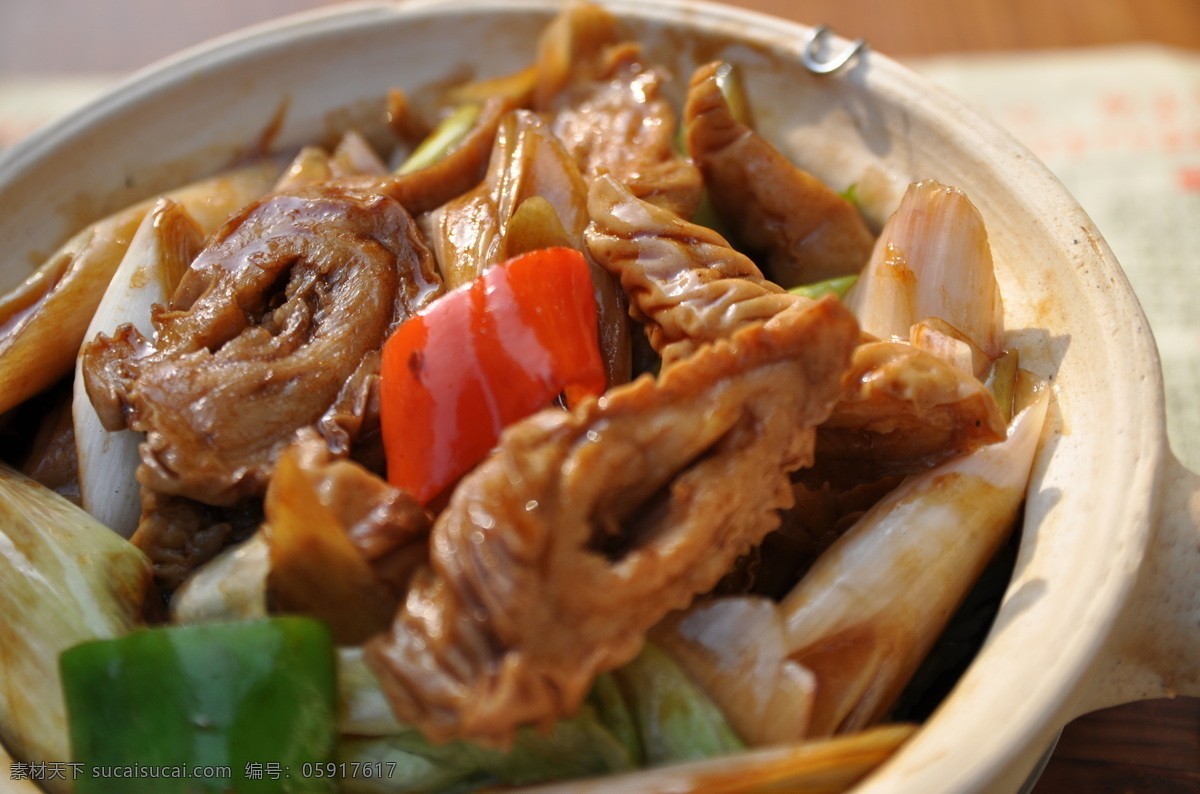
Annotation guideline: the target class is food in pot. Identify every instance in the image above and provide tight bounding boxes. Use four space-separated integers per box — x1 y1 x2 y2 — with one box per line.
0 3 1049 792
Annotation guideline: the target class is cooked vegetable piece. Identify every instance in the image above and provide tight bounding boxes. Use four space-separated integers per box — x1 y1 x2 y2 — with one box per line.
363 96 514 215
587 672 642 765
73 198 203 537
427 110 590 289
505 195 575 255
338 647 406 737
449 708 633 785
339 706 633 793
396 104 482 175
531 0 617 108
910 316 992 379
609 642 744 765
60 617 338 794
274 145 335 191
651 597 817 747
426 110 632 388
264 448 398 645
845 179 1004 356
169 533 270 625
447 64 538 107
380 246 606 504
782 373 1050 735
985 348 1021 423
331 130 391 177
0 466 151 786
270 429 432 594
789 275 859 302
339 646 634 791
338 737 484 794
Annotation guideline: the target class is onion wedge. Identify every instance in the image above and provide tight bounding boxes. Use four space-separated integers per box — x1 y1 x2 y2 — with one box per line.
72 198 203 537
845 179 1004 357
781 372 1050 735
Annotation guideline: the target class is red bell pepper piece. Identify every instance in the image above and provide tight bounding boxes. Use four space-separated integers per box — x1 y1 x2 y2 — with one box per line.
380 247 606 504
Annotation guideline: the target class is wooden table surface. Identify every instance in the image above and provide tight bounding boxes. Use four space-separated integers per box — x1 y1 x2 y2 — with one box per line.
3 1 1199 793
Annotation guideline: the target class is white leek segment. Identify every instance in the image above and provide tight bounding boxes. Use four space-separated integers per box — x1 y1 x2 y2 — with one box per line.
72 198 202 537
845 180 1004 357
651 596 817 747
0 465 151 779
780 372 1050 736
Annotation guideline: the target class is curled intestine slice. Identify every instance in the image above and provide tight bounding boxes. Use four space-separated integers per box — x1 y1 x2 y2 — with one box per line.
366 295 859 745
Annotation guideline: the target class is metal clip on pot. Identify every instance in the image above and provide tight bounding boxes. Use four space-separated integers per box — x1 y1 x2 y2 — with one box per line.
802 25 867 75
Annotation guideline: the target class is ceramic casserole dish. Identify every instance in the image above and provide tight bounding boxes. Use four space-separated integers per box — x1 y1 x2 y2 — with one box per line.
0 1 1197 792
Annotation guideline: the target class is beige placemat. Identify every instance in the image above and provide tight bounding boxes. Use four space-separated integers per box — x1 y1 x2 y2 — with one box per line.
910 44 1200 469
0 76 118 149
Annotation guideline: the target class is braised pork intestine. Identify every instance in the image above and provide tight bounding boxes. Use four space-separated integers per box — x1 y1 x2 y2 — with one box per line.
79 183 441 587
367 297 859 744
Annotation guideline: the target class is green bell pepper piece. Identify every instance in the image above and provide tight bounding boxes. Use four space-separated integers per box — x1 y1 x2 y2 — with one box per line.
60 616 337 794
